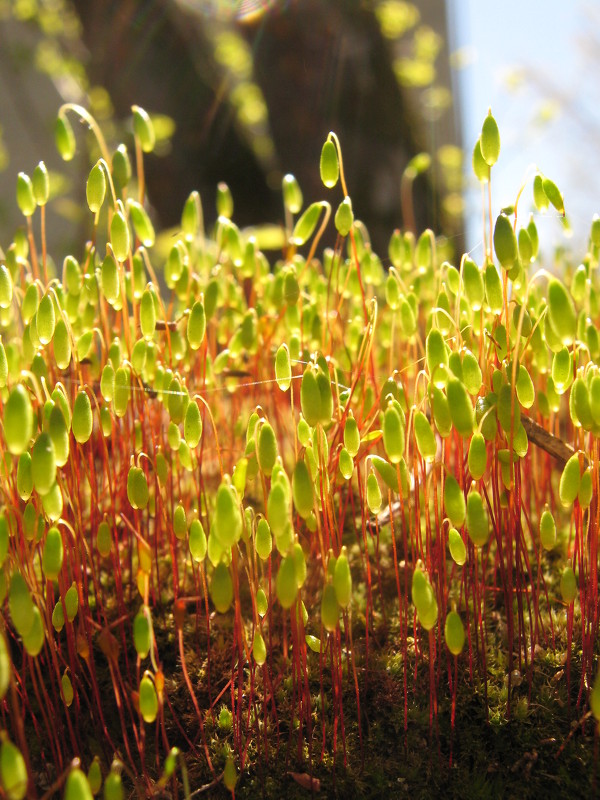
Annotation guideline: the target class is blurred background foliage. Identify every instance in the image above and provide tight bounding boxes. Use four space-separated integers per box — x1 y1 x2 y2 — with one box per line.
0 0 464 259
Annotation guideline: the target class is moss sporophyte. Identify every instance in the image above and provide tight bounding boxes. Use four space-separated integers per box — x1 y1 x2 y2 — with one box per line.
0 104 598 798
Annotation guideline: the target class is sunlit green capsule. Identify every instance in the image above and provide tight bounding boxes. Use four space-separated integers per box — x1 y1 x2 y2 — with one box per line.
180 190 201 242
184 400 202 448
172 503 186 541
467 431 487 480
101 253 120 304
462 258 484 310
516 364 535 409
127 466 149 510
466 488 489 547
335 196 353 236
275 343 292 391
551 347 572 393
547 278 576 345
560 564 577 604
138 674 158 724
256 421 277 476
267 480 289 539
291 541 307 587
213 482 241 548
132 105 155 152
52 600 65 632
0 633 11 699
300 367 321 428
344 414 360 457
16 172 36 217
283 269 300 305
55 114 76 161
444 610 465 656
484 261 503 314
52 318 71 370
0 739 28 800
447 376 474 437
31 432 56 496
292 459 314 519
64 582 78 623
578 467 593 509
533 173 549 212
480 110 500 166
87 757 102 796
86 161 106 214
42 526 63 581
133 607 152 659
276 553 298 609
415 228 433 273
538 507 556 551
42 480 63 522
385 271 401 309
290 202 322 246
472 138 490 182
333 547 352 608
215 181 233 219
128 200 155 246
542 176 565 215
281 173 303 215
448 527 466 566
139 287 156 341
9 573 34 637
430 384 452 438
253 587 268 619
462 349 482 395
113 366 130 418
320 139 339 188
414 411 436 462
570 376 593 430
32 160 49 206
338 447 353 480
493 213 517 269
366 471 382 514
315 368 333 425
0 265 13 310
559 453 581 508
444 474 465 527
426 328 448 387
72 390 93 444
449 351 463 381
255 517 272 561
383 404 405 463
16 453 33 501
321 582 339 632
187 301 206 350
110 210 130 262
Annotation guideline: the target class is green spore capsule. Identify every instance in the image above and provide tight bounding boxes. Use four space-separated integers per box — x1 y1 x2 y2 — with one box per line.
447 377 474 437
101 253 120 304
366 471 382 514
188 519 207 562
4 385 33 455
320 138 339 188
0 632 9 700
52 600 65 632
541 176 565 215
36 293 55 345
316 369 333 425
472 138 490 182
291 202 322 246
445 610 465 656
493 213 517 269
22 605 44 657
276 553 298 609
16 453 33 501
110 209 130 262
252 630 267 665
462 350 482 395
87 161 106 214
338 447 354 480
321 582 339 632
426 328 448 387
468 432 487 480
444 474 465 527
0 739 28 800
139 287 156 341
0 265 12 311
466 488 489 547
448 527 466 566
257 421 277 476
539 508 556 550
335 196 353 236
533 173 549 212
559 453 581 508
184 401 202 448
333 547 352 608
173 504 187 540
127 466 149 510
139 674 158 723
187 301 206 350
578 467 593 509
61 671 73 706
275 343 292 391
132 105 155 153
267 480 289 539
480 109 500 166
485 261 503 314
87 757 102 796
343 414 361 457
300 367 321 428
292 459 314 519
551 347 572 394
128 200 155 246
31 432 56 496
212 482 241 548
462 258 485 310
16 172 36 217
32 161 49 206
414 411 436 463
42 526 63 581
133 608 152 659
256 587 268 617
547 278 576 346
560 564 577 604
55 114 76 161
53 318 72 370
64 582 79 622
516 364 535 409
570 376 593 430
9 573 34 637
210 562 233 613
72 390 93 444
383 404 405 463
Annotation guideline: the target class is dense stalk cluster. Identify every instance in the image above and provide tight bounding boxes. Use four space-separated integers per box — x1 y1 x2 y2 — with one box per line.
0 106 599 797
